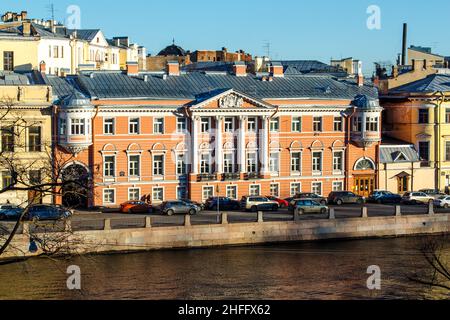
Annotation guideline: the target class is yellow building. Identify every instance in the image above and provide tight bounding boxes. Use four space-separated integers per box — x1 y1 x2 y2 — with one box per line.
0 71 53 206
382 74 450 192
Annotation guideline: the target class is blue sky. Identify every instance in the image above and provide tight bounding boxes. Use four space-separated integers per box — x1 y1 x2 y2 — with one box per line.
3 0 450 75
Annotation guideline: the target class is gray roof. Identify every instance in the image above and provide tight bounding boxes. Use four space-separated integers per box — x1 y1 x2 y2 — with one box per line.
273 60 347 76
0 71 30 85
380 145 420 164
390 74 450 94
64 29 100 41
46 71 378 102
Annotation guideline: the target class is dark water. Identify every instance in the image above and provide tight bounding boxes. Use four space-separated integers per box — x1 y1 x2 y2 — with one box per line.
0 236 449 300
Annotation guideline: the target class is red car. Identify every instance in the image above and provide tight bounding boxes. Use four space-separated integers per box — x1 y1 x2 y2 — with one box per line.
267 196 289 208
120 201 153 214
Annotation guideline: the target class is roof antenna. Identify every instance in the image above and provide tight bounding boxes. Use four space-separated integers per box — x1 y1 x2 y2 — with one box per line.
173 38 175 45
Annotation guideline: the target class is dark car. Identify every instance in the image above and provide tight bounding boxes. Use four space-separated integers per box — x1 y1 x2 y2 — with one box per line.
205 197 240 211
180 199 205 211
328 191 365 205
288 199 329 215
0 204 23 220
294 193 327 206
160 201 202 216
368 191 402 204
25 205 72 222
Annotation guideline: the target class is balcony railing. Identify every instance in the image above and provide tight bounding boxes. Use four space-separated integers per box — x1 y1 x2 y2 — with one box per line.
197 174 217 182
245 172 260 180
222 173 240 181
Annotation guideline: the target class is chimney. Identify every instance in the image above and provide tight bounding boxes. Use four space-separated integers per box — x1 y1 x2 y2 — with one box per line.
21 11 28 21
402 23 408 65
126 61 139 75
270 62 284 77
39 61 46 74
22 21 31 36
392 65 399 78
233 62 247 77
372 76 380 88
166 61 180 76
357 74 364 87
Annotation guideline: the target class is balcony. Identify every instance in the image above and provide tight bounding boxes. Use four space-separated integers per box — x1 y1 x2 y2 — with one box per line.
245 172 260 180
197 174 217 182
222 173 240 181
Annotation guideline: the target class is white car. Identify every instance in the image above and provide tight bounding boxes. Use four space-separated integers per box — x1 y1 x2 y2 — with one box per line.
240 196 279 212
401 192 435 205
434 196 450 208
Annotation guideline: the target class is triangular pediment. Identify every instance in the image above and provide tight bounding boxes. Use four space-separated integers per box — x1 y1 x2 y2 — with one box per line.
191 89 276 110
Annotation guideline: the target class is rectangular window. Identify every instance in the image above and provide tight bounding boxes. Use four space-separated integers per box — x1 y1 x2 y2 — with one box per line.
418 109 429 124
201 118 210 133
223 153 234 174
224 118 234 133
249 185 261 196
29 170 41 186
291 152 302 174
177 118 187 133
419 142 430 162
152 187 164 202
3 51 14 71
270 118 280 132
312 182 323 196
202 186 214 201
334 117 343 132
353 117 363 132
1 126 14 152
270 184 280 197
247 152 257 173
446 109 450 124
200 154 211 174
103 189 115 204
28 127 42 152
269 153 280 174
292 117 302 132
129 188 140 201
446 142 450 162
129 155 140 177
313 117 323 132
312 152 323 174
129 118 140 134
333 181 344 192
153 118 164 134
366 117 379 132
226 186 238 200
2 171 12 189
333 151 344 173
290 183 302 197
104 156 115 177
247 117 257 132
176 154 186 176
104 118 115 135
153 155 164 176
53 46 59 58
61 46 64 59
71 118 85 135
59 118 67 135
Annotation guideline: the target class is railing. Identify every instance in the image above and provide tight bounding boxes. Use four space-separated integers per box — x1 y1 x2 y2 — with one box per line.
222 173 240 181
197 174 217 182
245 172 260 180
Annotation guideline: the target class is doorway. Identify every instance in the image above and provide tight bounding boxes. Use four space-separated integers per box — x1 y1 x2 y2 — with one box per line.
62 164 90 209
354 176 375 197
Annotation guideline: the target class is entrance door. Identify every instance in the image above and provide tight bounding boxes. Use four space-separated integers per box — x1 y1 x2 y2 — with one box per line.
397 176 409 195
354 176 375 197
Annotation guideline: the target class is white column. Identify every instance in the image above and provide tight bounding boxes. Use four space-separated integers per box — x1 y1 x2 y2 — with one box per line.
192 116 199 174
216 116 223 174
261 116 270 175
238 116 247 174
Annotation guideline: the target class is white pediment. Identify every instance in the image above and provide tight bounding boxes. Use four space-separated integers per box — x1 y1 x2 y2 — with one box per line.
191 89 275 110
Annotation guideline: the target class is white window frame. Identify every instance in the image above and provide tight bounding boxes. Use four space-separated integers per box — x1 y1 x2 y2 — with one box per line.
270 183 280 198
200 153 212 174
153 154 165 178
200 117 211 133
334 116 343 132
226 185 238 200
128 187 141 201
247 152 258 174
312 151 323 176
333 151 344 174
70 118 86 135
312 182 323 196
176 153 187 176
270 118 280 132
103 118 115 135
247 117 257 132
103 188 116 205
129 118 140 135
292 116 302 132
249 184 261 196
223 153 234 174
202 186 214 201
313 117 323 132
291 152 302 175
224 117 235 133
153 117 164 134
332 181 344 192
152 187 165 203
128 154 141 179
103 155 116 179
177 117 187 133
290 183 302 197
269 152 280 175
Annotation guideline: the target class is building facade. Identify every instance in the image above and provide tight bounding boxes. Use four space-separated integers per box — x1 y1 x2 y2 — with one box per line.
48 62 382 208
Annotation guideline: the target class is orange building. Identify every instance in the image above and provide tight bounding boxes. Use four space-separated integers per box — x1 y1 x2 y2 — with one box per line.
47 61 382 208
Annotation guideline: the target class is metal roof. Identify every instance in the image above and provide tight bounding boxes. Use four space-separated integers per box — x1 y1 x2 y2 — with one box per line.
390 74 450 94
0 71 30 85
380 145 420 163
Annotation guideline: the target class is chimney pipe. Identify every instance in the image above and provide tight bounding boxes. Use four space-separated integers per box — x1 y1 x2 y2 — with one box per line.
402 23 407 66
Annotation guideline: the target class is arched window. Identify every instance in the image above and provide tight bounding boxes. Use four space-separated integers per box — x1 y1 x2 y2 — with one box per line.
355 158 375 171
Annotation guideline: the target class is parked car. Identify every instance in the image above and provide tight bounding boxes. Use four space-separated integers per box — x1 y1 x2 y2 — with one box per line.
419 189 447 199
433 196 450 209
289 199 329 215
294 193 328 206
401 192 435 205
0 204 23 220
368 191 402 204
180 199 205 211
267 196 289 208
240 196 279 212
205 197 240 211
328 191 365 206
160 201 202 216
120 201 153 214
24 205 72 222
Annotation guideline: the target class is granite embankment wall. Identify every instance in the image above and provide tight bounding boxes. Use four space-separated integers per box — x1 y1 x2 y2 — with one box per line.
2 209 450 260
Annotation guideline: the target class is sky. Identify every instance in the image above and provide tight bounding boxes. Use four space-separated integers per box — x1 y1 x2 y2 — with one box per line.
2 0 450 75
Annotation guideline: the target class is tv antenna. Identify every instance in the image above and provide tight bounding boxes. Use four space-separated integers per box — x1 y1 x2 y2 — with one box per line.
263 41 271 58
46 2 56 21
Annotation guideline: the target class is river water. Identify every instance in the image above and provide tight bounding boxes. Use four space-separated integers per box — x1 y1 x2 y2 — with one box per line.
0 236 449 300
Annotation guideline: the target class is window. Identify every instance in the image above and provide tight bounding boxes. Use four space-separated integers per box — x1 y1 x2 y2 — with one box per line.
247 152 257 173
1 126 14 152
226 186 238 200
224 118 234 133
333 181 344 192
29 170 41 186
353 117 363 132
270 118 280 132
103 189 115 204
176 154 186 176
446 109 450 123
70 118 85 135
59 118 67 135
28 127 41 152
313 117 323 132
292 117 302 132
334 117 343 132
312 152 323 174
418 109 429 124
333 151 344 173
200 154 211 174
202 186 214 201
53 46 59 58
446 142 450 162
104 156 115 177
153 155 164 176
177 187 187 200
129 188 140 201
152 187 164 202
366 117 379 132
290 183 302 196
312 182 322 196
104 118 115 135
248 118 257 132
249 185 261 196
177 118 187 133
223 153 234 173
129 118 140 134
61 46 64 59
201 118 210 133
269 153 280 174
2 171 12 189
270 184 280 197
153 118 164 134
291 152 302 174
3 51 14 71
129 155 140 177
419 142 430 162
